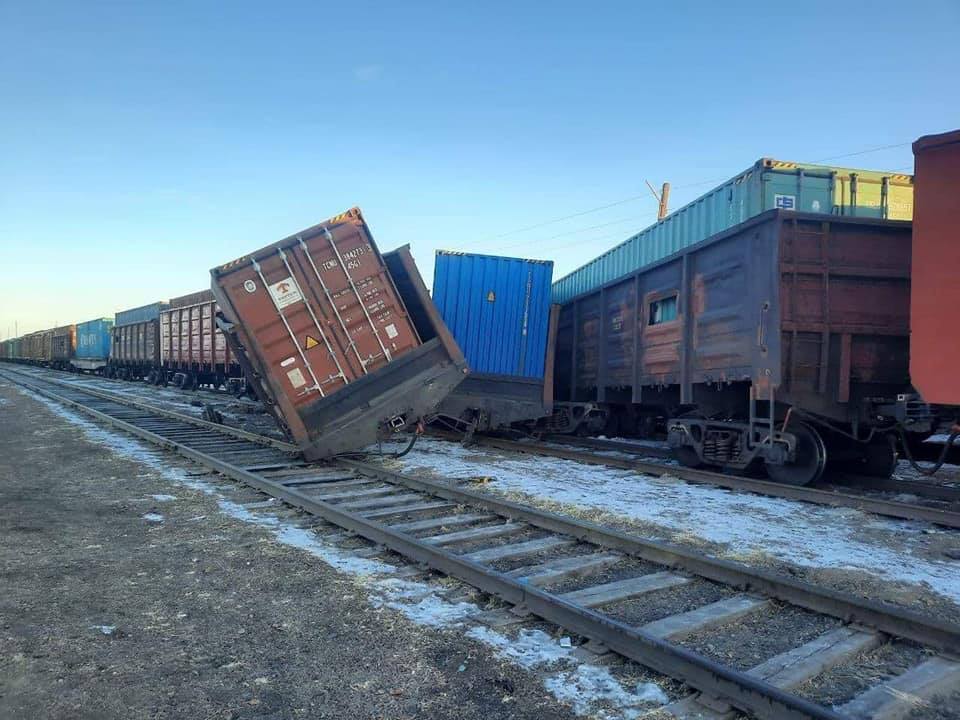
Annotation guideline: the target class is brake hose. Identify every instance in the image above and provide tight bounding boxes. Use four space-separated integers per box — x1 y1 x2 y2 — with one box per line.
896 426 960 477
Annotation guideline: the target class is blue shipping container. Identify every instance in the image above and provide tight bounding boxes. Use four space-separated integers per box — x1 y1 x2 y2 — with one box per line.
552 158 913 304
432 251 553 379
115 301 169 327
76 318 113 359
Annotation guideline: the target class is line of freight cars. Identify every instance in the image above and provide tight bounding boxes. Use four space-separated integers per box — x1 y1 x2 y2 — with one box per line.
0 295 245 393
549 134 960 485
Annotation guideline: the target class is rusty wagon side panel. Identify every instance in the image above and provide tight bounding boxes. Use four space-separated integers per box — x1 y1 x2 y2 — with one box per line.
556 210 911 427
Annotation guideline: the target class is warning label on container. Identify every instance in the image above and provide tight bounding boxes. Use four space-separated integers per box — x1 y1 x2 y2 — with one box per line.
384 323 399 339
287 367 307 389
269 277 303 309
305 335 320 350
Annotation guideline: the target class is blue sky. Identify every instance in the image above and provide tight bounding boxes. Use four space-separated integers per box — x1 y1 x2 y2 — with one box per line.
1 0 958 336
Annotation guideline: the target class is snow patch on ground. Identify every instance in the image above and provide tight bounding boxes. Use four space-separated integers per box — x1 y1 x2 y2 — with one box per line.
142 513 164 523
90 625 116 635
11 383 671 719
545 665 670 718
150 494 177 502
394 439 960 605
466 626 572 669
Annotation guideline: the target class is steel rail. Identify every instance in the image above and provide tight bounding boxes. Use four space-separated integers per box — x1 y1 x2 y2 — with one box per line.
1 366 297 452
442 433 960 529
0 369 862 719
341 458 960 653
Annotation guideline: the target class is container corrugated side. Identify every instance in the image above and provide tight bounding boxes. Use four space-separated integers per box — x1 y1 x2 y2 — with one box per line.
211 207 468 458
910 129 960 407
552 158 914 304
115 302 169 327
76 318 113 359
432 251 553 379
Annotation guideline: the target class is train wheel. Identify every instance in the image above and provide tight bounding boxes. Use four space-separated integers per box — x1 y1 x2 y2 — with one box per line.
672 446 704 469
766 422 827 486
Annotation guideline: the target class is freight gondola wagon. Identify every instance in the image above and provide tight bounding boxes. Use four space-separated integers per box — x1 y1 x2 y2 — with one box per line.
72 318 113 373
109 302 168 381
158 292 242 391
555 210 915 485
431 251 558 432
210 206 468 459
51 324 76 370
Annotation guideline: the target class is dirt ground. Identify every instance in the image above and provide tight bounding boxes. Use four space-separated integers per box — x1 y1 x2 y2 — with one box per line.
0 383 578 720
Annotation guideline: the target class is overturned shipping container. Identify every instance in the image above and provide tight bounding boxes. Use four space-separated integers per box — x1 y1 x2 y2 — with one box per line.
432 251 558 430
210 207 467 459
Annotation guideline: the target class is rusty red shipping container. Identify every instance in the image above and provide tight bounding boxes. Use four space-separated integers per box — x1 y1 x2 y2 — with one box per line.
910 129 960 408
210 207 467 458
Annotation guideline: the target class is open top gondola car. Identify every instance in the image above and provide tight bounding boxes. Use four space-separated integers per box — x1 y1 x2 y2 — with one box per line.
210 207 468 459
555 210 914 485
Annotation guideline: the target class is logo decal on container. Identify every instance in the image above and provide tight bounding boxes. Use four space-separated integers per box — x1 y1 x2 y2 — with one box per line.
774 194 796 210
269 277 303 309
243 280 257 293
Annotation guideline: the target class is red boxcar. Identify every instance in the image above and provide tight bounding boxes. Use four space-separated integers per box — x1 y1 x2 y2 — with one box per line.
159 290 242 390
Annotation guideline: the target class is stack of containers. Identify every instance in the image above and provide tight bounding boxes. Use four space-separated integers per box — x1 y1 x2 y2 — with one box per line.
432 251 557 430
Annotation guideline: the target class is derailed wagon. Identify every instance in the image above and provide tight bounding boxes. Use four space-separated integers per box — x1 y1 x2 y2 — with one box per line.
555 210 917 485
210 207 468 459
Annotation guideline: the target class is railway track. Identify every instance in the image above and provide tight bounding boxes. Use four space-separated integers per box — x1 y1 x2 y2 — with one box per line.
438 432 960 529
4 364 960 718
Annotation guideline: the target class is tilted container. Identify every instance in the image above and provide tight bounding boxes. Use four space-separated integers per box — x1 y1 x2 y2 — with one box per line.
552 158 914 304
210 206 467 459
432 251 558 429
910 129 960 408
73 318 113 371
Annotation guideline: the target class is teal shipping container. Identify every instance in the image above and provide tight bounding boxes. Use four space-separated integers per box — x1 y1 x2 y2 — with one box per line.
433 251 554 379
115 301 169 327
552 158 913 304
75 318 113 360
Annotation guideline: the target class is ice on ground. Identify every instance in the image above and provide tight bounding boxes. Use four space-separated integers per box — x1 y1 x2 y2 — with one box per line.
466 626 572 669
142 513 164 523
13 383 671 720
545 665 669 718
392 439 960 605
151 494 177 502
90 625 116 635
